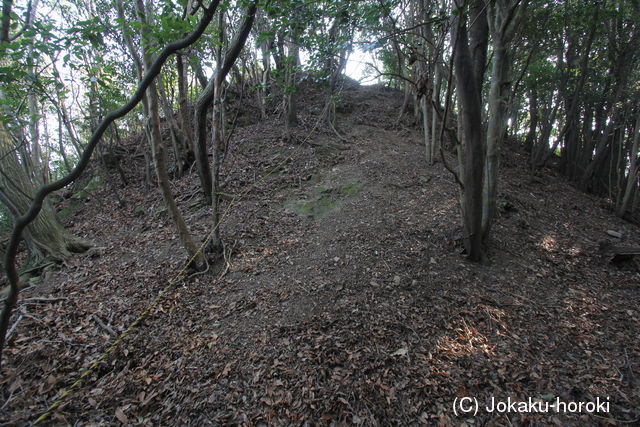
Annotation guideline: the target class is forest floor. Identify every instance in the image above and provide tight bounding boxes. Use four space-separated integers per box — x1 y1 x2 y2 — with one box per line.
1 80 640 425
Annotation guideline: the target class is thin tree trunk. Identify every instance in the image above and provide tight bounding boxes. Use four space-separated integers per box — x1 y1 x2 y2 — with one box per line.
176 53 195 161
284 37 300 139
56 110 71 173
156 76 187 177
137 0 205 269
431 62 443 159
534 98 560 168
482 0 527 238
421 96 432 164
193 3 256 203
579 4 640 190
209 77 224 256
524 87 538 153
482 41 507 237
208 10 226 256
259 39 270 120
617 110 640 217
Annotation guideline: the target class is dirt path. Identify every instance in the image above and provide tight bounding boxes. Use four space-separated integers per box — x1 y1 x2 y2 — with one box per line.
2 83 639 425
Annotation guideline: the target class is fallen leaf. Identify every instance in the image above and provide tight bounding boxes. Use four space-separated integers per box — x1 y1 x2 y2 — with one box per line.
391 347 408 357
115 407 128 424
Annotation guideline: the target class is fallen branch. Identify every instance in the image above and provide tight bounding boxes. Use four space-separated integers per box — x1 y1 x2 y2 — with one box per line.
21 296 67 303
599 242 640 263
5 314 22 342
305 140 350 151
91 314 116 337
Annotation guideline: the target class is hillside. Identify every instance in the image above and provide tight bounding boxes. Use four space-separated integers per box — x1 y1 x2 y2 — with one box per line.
2 82 639 425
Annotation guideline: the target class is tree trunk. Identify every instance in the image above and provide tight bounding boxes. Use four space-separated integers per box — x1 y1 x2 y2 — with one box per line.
617 110 640 217
148 83 205 269
533 97 560 168
421 95 432 164
453 2 486 262
137 0 206 270
524 87 538 153
255 10 272 121
431 61 443 159
0 122 90 270
482 0 527 238
176 53 195 160
193 3 256 203
208 77 224 257
579 4 640 190
580 98 624 191
482 40 507 237
284 37 300 139
156 79 182 175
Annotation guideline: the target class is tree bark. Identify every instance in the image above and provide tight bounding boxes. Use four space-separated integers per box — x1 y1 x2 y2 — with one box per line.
482 0 527 238
524 87 537 153
617 110 640 217
453 1 486 262
176 53 195 160
431 61 443 160
156 76 189 177
284 37 300 138
579 4 640 190
193 3 256 203
136 0 206 270
0 123 90 269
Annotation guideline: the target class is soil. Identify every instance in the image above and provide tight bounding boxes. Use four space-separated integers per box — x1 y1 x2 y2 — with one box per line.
1 81 639 425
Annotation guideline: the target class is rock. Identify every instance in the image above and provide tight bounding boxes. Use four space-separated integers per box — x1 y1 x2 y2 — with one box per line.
393 275 401 285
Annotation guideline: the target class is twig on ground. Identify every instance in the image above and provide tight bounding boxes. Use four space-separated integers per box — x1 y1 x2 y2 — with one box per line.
623 348 636 385
91 314 117 337
5 314 23 341
21 297 67 303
